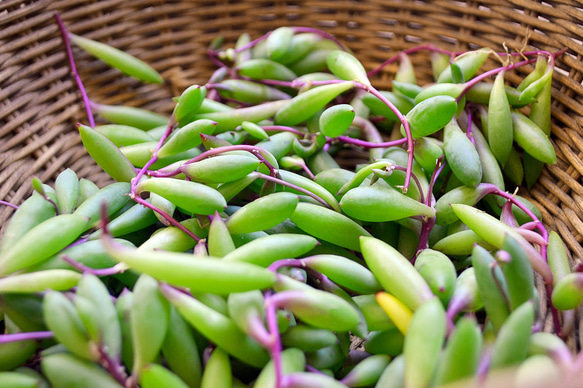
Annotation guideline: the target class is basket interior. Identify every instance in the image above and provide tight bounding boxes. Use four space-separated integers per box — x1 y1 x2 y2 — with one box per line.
1 0 583 343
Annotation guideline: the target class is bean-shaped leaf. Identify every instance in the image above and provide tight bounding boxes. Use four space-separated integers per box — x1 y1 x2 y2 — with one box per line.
254 348 306 388
437 48 490 83
182 155 260 184
471 245 510 332
275 82 354 126
70 33 162 83
341 355 391 387
76 274 122 362
157 119 217 158
290 202 371 251
102 237 276 293
131 274 171 377
443 119 482 187
326 50 371 86
434 183 491 225
161 307 202 388
236 58 297 81
193 100 287 133
55 168 79 214
226 192 298 234
174 85 207 125
281 325 337 352
219 80 292 105
201 347 231 388
547 231 571 287
364 329 404 356
95 124 155 147
511 112 556 165
375 355 405 388
361 237 433 310
375 292 413 335
43 291 93 361
208 214 236 258
499 235 535 311
406 96 457 138
74 182 131 230
273 289 360 332
551 273 583 310
265 27 294 62
414 249 457 305
0 270 81 293
319 104 355 137
160 285 269 368
433 317 482 386
340 185 435 222
92 103 169 130
490 302 535 369
223 234 318 267
302 254 382 294
403 297 446 388
487 71 513 166
42 353 124 388
361 90 414 121
353 294 396 332
0 214 88 276
0 194 55 255
78 124 137 183
136 178 226 216
140 364 189 388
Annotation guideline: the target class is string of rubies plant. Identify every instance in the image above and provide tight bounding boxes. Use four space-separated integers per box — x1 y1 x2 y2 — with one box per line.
0 11 580 388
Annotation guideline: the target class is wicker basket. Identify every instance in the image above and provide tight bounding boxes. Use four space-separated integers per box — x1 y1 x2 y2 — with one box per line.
1 0 582 345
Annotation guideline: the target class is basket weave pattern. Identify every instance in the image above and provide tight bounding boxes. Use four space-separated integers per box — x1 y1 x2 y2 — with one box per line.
1 0 583 341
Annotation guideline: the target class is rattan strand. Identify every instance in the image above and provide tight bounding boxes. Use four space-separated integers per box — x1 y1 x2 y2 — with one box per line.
1 0 582 343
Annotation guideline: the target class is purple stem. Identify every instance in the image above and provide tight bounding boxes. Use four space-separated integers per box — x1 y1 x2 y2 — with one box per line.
414 156 445 257
132 196 200 242
183 142 279 177
302 165 315 180
445 294 468 333
64 236 89 250
261 125 307 137
426 156 446 207
264 292 284 388
54 12 95 127
500 200 519 227
127 120 202 241
206 48 230 70
364 85 414 193
61 255 125 276
267 258 305 273
247 313 273 347
413 217 435 264
305 365 327 375
519 221 540 231
0 200 18 210
130 121 175 194
0 331 53 344
97 347 128 386
392 166 425 205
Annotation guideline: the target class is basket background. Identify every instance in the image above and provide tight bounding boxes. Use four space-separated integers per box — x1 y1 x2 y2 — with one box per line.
1 0 582 346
